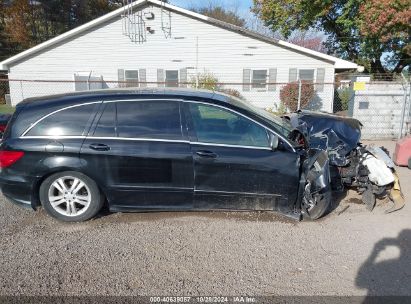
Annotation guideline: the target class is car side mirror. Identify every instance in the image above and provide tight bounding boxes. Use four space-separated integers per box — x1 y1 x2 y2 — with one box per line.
269 133 279 150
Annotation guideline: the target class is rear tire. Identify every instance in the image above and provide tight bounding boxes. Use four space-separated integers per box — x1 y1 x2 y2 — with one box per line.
40 171 103 222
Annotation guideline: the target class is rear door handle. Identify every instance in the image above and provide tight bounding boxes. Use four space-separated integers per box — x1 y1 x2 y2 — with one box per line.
89 143 110 151
196 150 217 158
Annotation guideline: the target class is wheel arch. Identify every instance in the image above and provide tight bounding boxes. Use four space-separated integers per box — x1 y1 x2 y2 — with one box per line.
31 168 109 209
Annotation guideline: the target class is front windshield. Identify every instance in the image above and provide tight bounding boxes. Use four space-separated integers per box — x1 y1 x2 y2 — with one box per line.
228 97 292 137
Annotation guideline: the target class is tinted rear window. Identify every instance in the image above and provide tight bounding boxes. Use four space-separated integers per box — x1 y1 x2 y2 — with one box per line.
26 103 97 136
116 100 182 139
93 103 116 137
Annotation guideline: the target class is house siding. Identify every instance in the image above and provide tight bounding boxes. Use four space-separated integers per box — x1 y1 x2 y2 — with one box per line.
7 4 335 110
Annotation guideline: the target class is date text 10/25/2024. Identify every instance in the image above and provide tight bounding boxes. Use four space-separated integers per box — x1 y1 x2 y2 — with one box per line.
149 297 256 303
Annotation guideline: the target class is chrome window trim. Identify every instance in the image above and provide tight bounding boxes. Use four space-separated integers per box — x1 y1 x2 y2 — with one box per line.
102 98 185 104
21 99 184 138
184 100 295 152
191 141 272 151
89 136 188 143
19 136 277 150
21 101 102 137
21 135 87 139
20 98 295 152
19 135 189 144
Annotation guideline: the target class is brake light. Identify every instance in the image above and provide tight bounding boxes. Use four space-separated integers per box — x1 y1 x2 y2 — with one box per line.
0 151 24 168
0 124 6 133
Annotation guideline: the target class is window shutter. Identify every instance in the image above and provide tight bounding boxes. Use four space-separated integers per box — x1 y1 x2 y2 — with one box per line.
118 69 125 88
268 68 277 91
157 69 165 87
289 68 297 83
243 69 251 91
179 68 187 88
139 69 147 88
316 68 325 92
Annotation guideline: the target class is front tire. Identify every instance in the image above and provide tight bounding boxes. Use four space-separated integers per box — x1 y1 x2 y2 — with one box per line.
303 185 332 220
39 171 103 222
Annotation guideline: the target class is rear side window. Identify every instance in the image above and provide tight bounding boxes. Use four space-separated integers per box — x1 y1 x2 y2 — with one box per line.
93 103 116 137
26 103 97 136
116 100 182 139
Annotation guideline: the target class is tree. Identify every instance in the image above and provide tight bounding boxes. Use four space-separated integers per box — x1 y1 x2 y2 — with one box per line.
191 5 246 27
252 0 411 74
358 0 411 73
287 31 327 53
1 0 124 60
3 0 33 48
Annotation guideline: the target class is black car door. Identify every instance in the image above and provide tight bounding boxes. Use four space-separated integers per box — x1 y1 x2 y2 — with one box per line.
184 101 300 213
80 99 194 211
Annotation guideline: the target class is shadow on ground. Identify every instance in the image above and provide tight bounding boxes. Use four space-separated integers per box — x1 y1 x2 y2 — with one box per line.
94 209 298 224
356 229 411 302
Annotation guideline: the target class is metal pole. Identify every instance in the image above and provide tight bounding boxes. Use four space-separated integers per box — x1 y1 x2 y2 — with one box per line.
406 82 411 136
195 36 199 89
20 80 24 100
398 75 409 139
297 79 302 110
87 71 92 91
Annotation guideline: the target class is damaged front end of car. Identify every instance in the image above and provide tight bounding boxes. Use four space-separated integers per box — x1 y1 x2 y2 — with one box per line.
286 110 405 219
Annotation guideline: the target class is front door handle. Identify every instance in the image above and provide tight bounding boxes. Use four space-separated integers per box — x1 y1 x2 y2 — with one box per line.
196 150 217 158
89 143 110 151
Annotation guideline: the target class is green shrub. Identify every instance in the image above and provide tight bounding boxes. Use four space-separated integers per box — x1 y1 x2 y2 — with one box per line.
334 88 351 112
217 88 245 100
191 72 245 100
280 81 315 112
190 72 219 90
266 102 287 115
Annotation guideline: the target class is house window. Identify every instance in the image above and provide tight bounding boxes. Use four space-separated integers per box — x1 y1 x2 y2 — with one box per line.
165 70 179 87
298 69 315 82
251 70 267 89
125 70 139 87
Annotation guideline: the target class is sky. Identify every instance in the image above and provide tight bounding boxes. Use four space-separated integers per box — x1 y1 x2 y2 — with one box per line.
169 0 254 18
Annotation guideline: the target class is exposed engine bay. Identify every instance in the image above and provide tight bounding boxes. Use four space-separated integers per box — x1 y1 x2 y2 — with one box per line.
285 110 405 216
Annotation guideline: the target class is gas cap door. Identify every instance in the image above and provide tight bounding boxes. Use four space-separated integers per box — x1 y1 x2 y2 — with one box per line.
45 141 64 153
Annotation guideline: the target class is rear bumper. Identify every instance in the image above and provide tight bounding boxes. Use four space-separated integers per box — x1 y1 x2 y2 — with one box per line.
2 192 33 209
0 178 34 209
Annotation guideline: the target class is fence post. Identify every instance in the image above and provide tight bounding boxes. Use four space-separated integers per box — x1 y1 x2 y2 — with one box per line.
408 83 411 135
19 81 24 101
399 77 410 139
297 79 302 110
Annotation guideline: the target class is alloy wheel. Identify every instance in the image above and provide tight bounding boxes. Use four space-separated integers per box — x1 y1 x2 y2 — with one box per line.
48 176 91 217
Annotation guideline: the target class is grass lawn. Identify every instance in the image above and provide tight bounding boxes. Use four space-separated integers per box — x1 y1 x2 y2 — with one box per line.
0 104 15 114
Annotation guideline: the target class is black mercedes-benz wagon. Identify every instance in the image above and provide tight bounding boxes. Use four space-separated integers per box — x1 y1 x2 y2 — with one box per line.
0 89 333 222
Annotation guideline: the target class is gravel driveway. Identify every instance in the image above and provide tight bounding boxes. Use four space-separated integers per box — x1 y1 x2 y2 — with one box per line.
1 140 410 296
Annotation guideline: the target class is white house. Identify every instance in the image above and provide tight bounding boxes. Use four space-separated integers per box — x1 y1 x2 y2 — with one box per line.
0 0 358 110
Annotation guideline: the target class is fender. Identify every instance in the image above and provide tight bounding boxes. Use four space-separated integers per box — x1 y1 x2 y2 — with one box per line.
30 156 109 208
295 148 330 218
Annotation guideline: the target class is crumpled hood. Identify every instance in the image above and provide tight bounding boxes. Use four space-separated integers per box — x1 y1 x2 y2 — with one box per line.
287 110 363 166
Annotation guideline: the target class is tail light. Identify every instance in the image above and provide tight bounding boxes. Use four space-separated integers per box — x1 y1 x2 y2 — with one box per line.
0 124 6 133
0 151 25 168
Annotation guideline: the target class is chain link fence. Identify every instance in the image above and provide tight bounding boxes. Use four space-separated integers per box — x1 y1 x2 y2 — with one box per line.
0 78 410 139
349 82 411 139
